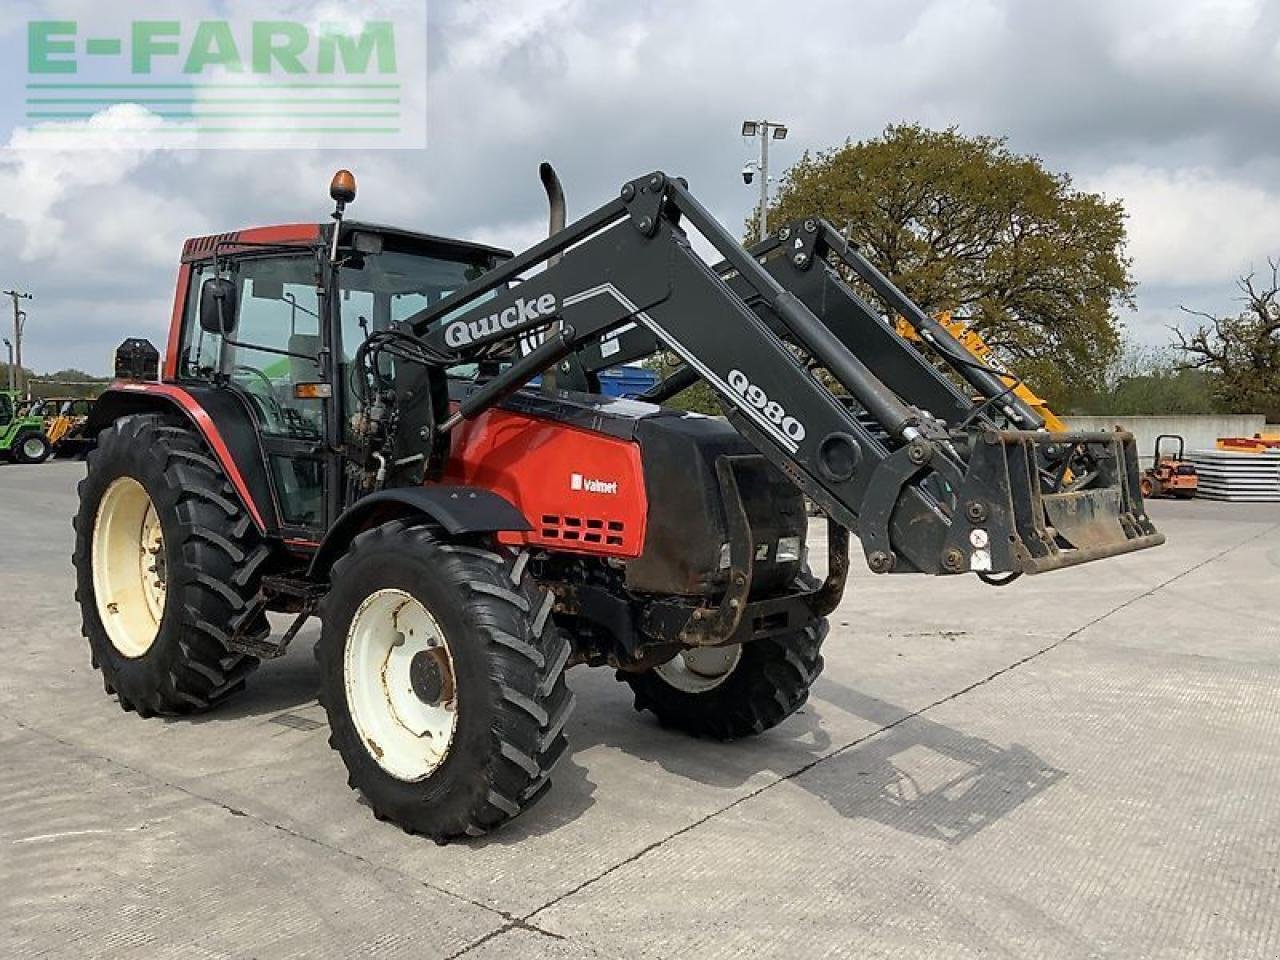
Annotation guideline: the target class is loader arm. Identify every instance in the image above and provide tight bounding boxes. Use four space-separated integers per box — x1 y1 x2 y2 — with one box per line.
580 220 1041 431
405 172 1163 577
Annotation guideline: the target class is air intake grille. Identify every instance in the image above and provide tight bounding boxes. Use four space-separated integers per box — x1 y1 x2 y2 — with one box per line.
540 515 625 547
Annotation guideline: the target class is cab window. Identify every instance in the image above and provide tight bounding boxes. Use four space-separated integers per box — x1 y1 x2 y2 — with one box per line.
230 258 324 440
179 257 325 441
180 264 221 381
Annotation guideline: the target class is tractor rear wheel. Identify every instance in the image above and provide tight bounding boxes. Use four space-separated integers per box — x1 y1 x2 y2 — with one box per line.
73 414 268 716
14 432 50 464
620 615 827 741
317 521 574 842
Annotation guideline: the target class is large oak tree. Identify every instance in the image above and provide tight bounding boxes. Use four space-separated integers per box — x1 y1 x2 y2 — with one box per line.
763 124 1134 407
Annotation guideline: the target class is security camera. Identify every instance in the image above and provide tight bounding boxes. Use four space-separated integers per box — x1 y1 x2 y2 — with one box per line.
742 162 755 185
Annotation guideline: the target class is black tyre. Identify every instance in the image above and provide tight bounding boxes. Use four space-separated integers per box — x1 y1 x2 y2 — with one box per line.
619 615 827 741
317 520 574 842
14 432 50 464
73 414 268 716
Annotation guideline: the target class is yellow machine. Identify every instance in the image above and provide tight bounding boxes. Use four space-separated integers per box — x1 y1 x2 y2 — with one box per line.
30 396 95 454
894 312 1067 431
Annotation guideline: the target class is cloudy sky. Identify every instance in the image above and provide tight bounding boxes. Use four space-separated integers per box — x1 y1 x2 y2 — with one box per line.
0 0 1277 376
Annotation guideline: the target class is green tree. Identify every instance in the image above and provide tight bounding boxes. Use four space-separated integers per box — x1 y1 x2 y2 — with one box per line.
1174 264 1280 420
764 124 1134 408
34 368 110 399
1069 343 1222 416
0 363 33 394
641 352 720 414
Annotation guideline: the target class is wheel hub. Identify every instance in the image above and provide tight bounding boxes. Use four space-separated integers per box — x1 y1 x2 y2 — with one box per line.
345 589 458 782
653 644 743 694
409 648 454 705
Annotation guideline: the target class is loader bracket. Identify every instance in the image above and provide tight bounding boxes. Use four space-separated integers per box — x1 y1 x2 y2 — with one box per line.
859 440 964 575
652 456 852 648
674 454 756 645
775 219 820 270
621 172 668 237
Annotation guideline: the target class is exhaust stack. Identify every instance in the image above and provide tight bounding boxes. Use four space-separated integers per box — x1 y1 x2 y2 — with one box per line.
539 162 566 392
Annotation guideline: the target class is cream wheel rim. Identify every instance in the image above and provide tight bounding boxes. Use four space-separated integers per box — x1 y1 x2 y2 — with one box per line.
654 644 742 694
92 477 167 658
345 589 458 782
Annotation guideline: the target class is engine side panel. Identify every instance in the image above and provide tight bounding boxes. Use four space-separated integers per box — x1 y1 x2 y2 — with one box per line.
439 392 807 598
440 408 648 558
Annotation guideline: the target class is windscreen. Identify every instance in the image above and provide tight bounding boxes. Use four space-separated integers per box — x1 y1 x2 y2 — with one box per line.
337 246 499 363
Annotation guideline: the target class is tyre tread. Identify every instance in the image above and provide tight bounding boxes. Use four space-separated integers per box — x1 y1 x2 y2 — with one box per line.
72 414 266 717
316 522 573 842
620 614 828 741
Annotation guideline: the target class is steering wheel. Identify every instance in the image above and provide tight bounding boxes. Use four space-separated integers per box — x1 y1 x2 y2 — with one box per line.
234 364 287 427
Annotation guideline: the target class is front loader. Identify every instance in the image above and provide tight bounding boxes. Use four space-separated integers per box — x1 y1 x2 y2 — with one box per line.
73 167 1162 842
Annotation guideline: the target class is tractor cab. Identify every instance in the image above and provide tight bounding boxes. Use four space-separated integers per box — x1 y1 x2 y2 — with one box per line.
169 217 510 535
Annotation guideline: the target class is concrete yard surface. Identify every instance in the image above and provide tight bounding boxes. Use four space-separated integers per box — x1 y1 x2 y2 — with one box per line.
2 460 1278 959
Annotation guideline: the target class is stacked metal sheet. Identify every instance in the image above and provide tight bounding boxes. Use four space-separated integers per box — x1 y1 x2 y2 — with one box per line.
1187 449 1280 501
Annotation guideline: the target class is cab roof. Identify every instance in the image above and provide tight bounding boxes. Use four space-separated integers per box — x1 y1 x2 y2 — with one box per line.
181 221 513 265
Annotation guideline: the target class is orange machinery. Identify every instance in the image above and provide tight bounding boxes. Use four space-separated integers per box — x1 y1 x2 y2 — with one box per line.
1140 435 1198 499
894 312 1068 431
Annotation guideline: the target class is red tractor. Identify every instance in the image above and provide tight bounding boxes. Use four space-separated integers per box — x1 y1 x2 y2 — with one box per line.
74 168 1163 841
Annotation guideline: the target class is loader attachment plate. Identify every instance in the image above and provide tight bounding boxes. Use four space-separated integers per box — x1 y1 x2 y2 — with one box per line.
1042 488 1128 551
938 429 1165 576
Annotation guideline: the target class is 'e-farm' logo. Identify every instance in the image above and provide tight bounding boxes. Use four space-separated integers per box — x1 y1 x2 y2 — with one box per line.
18 4 426 150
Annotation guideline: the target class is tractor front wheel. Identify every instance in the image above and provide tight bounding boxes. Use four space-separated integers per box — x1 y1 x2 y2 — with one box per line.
619 617 827 740
317 521 574 842
73 415 268 716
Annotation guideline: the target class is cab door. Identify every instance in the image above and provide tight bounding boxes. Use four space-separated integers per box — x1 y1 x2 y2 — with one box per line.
187 256 334 539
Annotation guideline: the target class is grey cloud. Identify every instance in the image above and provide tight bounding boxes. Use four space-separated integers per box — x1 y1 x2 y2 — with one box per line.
3 0 1278 373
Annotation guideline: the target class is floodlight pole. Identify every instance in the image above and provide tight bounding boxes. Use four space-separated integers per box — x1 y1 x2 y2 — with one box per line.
3 290 32 398
3 338 13 394
758 126 771 239
742 119 788 241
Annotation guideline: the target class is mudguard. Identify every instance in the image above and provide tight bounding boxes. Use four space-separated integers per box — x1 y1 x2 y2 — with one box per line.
308 486 532 579
85 383 276 532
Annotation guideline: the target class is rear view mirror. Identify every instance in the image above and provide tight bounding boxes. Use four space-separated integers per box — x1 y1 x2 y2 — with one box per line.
352 231 383 255
252 277 284 300
200 277 238 335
